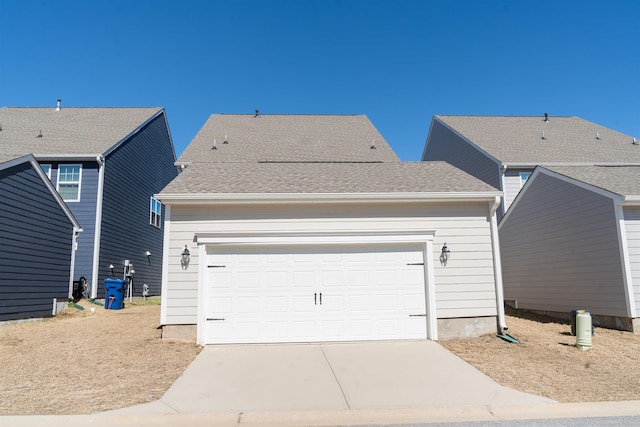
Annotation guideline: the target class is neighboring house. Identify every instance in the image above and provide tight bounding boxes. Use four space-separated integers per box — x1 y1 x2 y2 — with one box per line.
0 105 178 300
0 155 81 321
499 165 640 332
157 114 505 345
421 115 640 219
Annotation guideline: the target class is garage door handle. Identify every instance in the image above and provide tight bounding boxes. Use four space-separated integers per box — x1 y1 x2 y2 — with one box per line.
208 265 226 268
314 293 317 305
409 314 427 317
207 318 225 321
319 293 322 305
407 263 424 266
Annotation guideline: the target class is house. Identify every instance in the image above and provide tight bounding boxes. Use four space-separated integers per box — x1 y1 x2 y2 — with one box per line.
0 155 81 321
156 114 505 345
0 104 178 301
499 165 640 332
421 115 640 219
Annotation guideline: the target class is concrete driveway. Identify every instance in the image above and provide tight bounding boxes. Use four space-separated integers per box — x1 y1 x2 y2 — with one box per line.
109 340 553 414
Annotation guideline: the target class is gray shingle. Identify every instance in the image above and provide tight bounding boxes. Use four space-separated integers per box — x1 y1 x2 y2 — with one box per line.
0 107 162 162
159 161 499 195
177 114 400 163
544 165 640 197
436 115 640 164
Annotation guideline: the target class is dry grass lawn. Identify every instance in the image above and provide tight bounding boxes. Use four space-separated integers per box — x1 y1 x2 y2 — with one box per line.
1 301 639 415
440 312 640 403
0 298 200 415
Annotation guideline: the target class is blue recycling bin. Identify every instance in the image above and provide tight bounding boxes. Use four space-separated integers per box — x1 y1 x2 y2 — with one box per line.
104 278 127 310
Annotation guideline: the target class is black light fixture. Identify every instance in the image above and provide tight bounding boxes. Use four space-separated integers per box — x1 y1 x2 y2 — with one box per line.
109 264 115 277
145 250 152 265
440 243 450 266
181 245 191 270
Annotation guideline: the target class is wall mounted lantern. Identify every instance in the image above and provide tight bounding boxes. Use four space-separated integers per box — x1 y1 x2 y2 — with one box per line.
181 245 191 270
440 243 450 266
145 250 152 265
109 264 115 277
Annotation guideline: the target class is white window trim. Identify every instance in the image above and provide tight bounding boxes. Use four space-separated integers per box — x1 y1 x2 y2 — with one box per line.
57 164 82 202
519 171 531 188
150 196 162 228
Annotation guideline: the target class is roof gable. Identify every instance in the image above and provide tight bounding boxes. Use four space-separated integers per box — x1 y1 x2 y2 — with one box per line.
177 114 399 163
0 107 162 162
434 115 640 165
543 165 640 198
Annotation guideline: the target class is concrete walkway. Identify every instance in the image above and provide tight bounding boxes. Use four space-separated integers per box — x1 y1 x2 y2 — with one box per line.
4 341 640 426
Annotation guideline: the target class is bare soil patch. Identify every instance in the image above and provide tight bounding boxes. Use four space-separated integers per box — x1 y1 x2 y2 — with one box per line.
1 303 639 415
0 298 200 415
440 313 640 403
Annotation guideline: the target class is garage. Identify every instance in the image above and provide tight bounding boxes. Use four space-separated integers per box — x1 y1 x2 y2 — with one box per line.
203 243 428 344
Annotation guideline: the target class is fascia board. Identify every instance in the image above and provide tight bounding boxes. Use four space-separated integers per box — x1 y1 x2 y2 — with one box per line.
622 196 640 205
433 117 502 166
2 155 82 230
155 191 503 205
504 162 640 169
102 108 164 158
34 154 102 162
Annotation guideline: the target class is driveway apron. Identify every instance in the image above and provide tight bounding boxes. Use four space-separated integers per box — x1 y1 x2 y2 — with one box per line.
153 340 553 414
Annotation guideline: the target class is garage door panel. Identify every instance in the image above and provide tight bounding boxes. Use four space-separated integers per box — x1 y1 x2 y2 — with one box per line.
205 243 427 344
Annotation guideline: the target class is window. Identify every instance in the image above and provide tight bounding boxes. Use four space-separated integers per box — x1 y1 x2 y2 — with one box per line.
40 164 52 179
150 197 162 228
519 172 531 188
57 164 82 201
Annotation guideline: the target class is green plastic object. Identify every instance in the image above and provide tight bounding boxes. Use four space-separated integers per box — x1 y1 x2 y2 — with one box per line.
88 299 104 306
68 302 85 311
497 332 520 344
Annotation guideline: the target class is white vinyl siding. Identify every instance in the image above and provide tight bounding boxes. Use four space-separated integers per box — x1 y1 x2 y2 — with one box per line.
163 202 497 326
503 169 534 213
624 206 640 313
500 172 628 317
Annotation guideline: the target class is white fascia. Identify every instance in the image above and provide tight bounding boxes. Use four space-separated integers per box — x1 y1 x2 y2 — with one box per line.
156 192 502 205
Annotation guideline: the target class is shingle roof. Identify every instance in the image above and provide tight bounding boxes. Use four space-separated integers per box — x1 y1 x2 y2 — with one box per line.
158 161 500 195
0 107 163 162
543 165 640 198
177 114 400 163
435 115 640 164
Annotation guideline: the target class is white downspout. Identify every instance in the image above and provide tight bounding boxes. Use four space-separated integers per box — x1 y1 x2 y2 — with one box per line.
90 155 105 299
68 227 82 299
490 196 508 331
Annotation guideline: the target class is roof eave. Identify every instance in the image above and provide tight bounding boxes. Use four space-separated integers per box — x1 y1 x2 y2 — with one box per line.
155 191 502 205
34 154 103 162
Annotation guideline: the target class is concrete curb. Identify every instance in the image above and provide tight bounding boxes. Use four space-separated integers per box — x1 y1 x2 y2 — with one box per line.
3 401 640 427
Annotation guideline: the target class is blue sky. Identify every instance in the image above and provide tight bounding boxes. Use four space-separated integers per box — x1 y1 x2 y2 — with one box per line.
1 0 638 161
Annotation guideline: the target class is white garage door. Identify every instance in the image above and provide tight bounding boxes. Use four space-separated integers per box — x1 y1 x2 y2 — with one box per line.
204 244 427 344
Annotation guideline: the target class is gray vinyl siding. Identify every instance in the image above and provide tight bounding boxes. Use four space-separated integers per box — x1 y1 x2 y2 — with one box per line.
47 162 98 283
99 113 177 298
423 120 501 190
500 173 628 317
503 169 534 213
0 162 75 321
624 207 640 313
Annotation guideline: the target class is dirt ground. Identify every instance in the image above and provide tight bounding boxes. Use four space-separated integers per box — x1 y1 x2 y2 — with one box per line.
440 312 640 403
0 298 200 415
1 301 639 415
